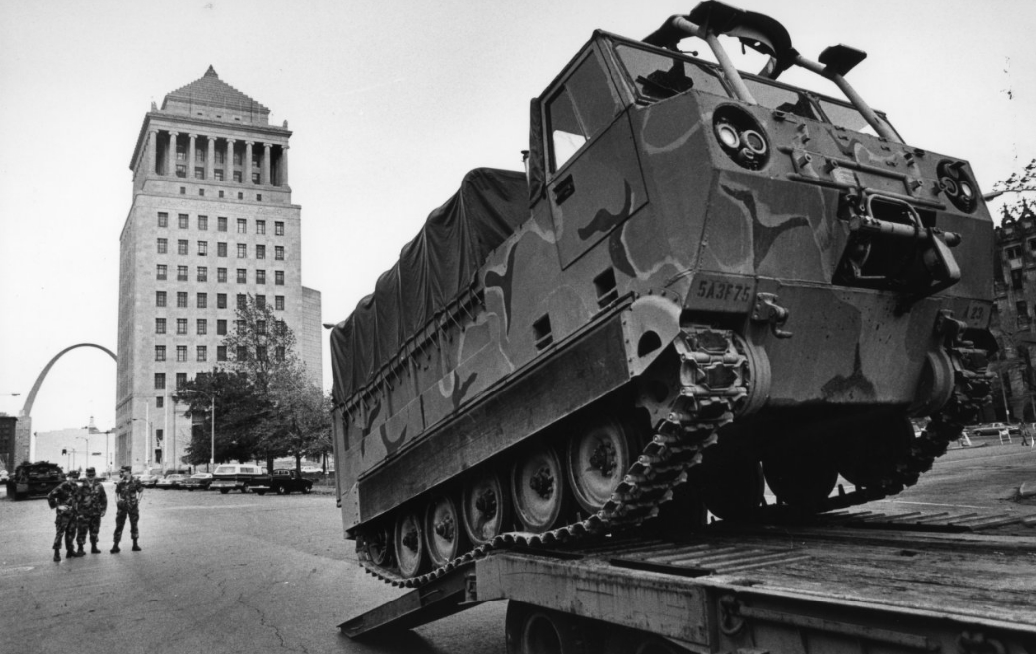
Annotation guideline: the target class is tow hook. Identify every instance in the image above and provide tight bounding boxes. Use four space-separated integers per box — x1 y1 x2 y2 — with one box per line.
752 293 792 339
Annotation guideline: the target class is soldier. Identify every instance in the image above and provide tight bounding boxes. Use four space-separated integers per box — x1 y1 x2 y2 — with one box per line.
46 470 80 562
111 465 144 553
74 467 108 555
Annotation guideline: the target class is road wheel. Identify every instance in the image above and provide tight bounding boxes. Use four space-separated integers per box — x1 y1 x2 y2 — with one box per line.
394 509 428 578
363 522 393 567
276 485 287 495
565 416 633 515
763 442 838 509
512 443 568 532
301 486 312 495
696 445 764 521
506 601 589 654
424 494 465 567
220 489 229 495
461 470 511 546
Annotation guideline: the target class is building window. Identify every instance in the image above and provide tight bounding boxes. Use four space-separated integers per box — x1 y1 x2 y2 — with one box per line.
233 151 243 166
256 345 267 361
276 320 286 336
275 246 284 260
236 269 247 284
1007 246 1022 259
214 170 224 182
257 320 267 335
218 189 225 198
178 214 189 229
257 193 262 201
252 172 261 185
217 319 227 335
155 345 166 362
156 264 167 280
155 373 166 390
236 319 246 332
156 318 166 334
176 373 187 390
234 172 242 184
217 293 227 309
256 295 265 309
197 318 207 334
198 241 208 256
217 268 227 283
275 346 285 362
180 186 186 194
194 167 204 180
275 271 284 286
176 318 188 335
176 164 187 178
218 216 228 232
157 238 168 254
275 295 284 311
237 218 247 234
197 266 208 282
256 269 266 285
196 148 205 164
1012 269 1024 290
177 291 188 308
158 212 168 228
156 291 167 307
176 145 186 161
198 215 208 230
217 346 227 361
256 244 265 259
237 191 243 199
199 189 205 197
197 346 208 362
236 345 248 361
177 265 188 281
256 220 266 235
178 240 188 255
1018 300 1030 328
197 293 207 309
237 295 246 310
156 396 164 409
275 221 284 236
237 243 247 258
176 345 187 362
218 242 227 257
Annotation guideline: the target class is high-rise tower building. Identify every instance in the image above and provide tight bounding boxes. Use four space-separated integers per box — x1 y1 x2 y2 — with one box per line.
116 66 322 472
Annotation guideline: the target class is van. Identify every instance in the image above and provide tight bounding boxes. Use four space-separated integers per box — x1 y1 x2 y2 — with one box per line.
210 464 270 494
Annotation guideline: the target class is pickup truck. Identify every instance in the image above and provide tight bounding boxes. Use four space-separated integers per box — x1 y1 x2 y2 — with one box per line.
210 464 313 496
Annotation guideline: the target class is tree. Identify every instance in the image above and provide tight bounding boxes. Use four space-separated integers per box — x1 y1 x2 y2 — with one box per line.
176 368 269 467
267 361 333 474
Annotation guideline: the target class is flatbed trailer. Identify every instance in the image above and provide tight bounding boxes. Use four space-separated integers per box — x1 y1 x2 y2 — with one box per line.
340 510 1036 653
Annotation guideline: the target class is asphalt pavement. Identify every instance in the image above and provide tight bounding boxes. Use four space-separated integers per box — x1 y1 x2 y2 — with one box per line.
2 440 1034 654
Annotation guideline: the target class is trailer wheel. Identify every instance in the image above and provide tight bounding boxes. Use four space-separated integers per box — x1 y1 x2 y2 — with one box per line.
565 416 633 514
505 601 588 654
424 494 465 567
461 470 511 545
512 443 568 532
394 509 428 578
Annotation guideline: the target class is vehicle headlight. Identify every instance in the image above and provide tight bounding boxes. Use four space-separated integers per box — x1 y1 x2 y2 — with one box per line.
712 105 770 171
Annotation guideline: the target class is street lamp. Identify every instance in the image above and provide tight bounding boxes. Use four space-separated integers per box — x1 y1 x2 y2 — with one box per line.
179 389 217 472
132 417 151 471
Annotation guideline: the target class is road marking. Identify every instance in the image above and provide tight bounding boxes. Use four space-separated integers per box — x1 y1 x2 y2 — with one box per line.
877 500 999 510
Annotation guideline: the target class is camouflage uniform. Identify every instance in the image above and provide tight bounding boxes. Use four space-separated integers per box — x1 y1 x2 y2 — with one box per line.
75 468 108 554
46 472 80 561
111 467 144 553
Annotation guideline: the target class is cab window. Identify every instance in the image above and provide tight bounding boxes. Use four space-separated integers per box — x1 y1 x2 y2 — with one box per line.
546 50 621 172
616 45 728 100
742 78 820 121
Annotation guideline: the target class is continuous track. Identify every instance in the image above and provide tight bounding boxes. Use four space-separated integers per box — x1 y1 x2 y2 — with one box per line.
359 322 992 589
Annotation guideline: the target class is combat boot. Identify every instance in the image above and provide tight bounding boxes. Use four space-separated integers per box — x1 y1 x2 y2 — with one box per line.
53 547 61 562
110 541 120 554
66 547 75 559
131 539 141 552
75 544 86 557
90 541 101 554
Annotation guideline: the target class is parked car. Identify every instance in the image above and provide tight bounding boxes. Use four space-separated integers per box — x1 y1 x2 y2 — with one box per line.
156 474 187 489
969 423 1013 442
0 469 8 483
138 472 162 487
300 465 323 474
270 469 314 495
182 473 213 491
211 464 269 494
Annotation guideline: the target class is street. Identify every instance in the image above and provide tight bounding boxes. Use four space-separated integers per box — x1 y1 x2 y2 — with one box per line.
2 440 1034 654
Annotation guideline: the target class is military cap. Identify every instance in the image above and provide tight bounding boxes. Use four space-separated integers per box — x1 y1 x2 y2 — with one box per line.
85 467 96 477
121 465 132 472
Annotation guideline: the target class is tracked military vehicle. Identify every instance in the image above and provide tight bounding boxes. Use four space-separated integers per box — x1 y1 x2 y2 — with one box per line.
330 1 994 584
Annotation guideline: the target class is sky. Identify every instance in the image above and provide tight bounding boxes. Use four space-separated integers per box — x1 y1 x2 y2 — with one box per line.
0 0 1033 434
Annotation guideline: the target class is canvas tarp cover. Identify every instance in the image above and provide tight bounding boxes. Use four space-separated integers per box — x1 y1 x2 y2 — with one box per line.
331 168 529 406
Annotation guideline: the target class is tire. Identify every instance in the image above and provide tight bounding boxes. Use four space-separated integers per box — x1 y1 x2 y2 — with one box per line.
394 510 428 578
276 485 288 495
565 416 633 514
506 601 589 654
255 490 266 496
424 494 465 567
461 469 511 545
301 485 311 495
512 442 568 532
220 489 229 495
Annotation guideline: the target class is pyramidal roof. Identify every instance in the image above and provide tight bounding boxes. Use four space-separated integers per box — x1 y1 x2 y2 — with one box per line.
161 66 269 119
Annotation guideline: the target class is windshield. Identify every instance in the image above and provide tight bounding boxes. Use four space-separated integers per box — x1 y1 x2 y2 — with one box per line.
616 44 728 101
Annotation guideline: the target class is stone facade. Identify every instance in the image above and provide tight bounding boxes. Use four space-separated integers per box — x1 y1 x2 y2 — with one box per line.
991 201 1036 421
116 67 321 472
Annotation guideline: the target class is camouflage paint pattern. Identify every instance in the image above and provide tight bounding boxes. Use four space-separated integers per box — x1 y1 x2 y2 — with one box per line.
334 29 994 531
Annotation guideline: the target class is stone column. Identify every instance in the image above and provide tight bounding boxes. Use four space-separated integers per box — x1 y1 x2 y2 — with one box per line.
280 145 289 186
245 141 254 184
226 139 236 182
206 137 215 180
188 134 197 179
261 143 271 186
147 129 158 175
167 132 178 177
